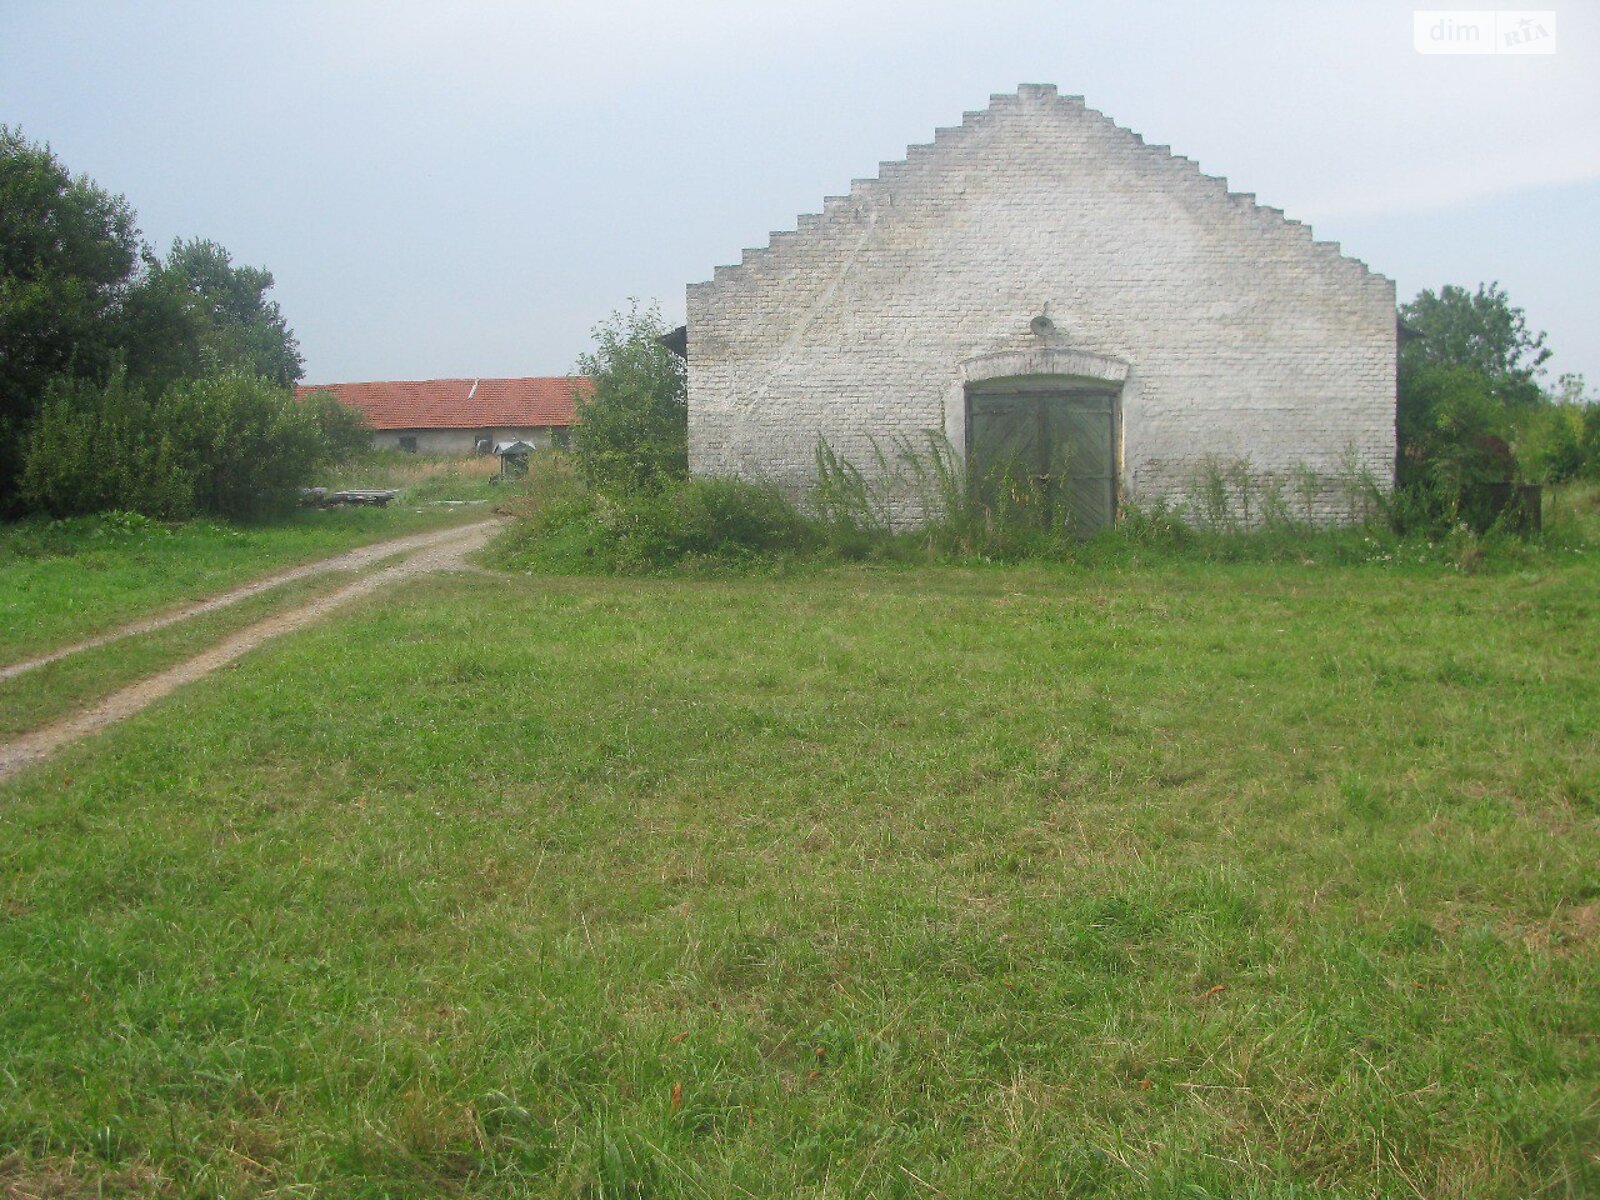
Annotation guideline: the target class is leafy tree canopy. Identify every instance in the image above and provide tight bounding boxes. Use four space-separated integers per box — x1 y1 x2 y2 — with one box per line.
1399 282 1551 406
0 125 140 488
157 238 304 387
1396 362 1511 492
1 127 307 512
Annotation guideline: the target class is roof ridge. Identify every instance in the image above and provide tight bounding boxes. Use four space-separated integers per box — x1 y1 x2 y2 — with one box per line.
297 374 584 390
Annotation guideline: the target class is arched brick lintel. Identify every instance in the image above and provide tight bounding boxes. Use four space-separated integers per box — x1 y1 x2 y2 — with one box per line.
958 347 1130 386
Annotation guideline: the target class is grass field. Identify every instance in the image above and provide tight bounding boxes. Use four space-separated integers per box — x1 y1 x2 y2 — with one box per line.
0 455 503 662
0 570 362 741
1 545 1595 1196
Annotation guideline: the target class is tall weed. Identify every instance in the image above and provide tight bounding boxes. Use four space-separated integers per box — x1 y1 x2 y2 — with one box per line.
497 434 1580 577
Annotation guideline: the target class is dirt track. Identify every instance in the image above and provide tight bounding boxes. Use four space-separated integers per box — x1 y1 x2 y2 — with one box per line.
0 520 500 783
0 519 495 683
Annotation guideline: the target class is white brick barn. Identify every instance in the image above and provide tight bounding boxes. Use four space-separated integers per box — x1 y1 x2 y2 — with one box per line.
682 85 1397 529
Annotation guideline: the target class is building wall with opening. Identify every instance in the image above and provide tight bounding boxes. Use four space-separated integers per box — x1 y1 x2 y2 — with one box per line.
685 85 1396 524
376 427 567 455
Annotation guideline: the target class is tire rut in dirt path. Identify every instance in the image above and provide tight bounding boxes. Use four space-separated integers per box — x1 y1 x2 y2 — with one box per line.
0 518 499 683
0 521 501 784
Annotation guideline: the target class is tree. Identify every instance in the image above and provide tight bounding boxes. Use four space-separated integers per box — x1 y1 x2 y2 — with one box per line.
1399 282 1551 406
2 129 309 515
1515 374 1600 484
0 125 140 504
1396 363 1511 495
114 245 204 398
571 301 687 494
150 237 304 387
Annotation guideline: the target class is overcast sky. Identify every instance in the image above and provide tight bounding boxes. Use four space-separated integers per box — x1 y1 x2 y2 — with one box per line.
4 1 1596 388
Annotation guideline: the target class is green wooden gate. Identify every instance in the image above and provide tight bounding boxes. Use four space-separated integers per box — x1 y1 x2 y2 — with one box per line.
967 387 1117 535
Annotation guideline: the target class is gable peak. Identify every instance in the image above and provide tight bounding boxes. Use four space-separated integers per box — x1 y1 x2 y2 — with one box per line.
695 85 1384 288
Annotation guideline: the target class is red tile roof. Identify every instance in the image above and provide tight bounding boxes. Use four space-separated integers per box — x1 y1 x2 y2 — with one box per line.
295 377 589 431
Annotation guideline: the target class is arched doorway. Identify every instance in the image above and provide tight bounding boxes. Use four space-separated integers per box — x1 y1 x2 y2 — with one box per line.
956 348 1128 536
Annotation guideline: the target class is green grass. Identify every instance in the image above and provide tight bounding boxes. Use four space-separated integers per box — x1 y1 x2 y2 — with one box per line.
0 570 365 741
1 551 1595 1197
0 464 502 662
316 449 505 504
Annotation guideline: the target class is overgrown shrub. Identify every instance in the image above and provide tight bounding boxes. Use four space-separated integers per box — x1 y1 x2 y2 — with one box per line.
158 372 326 519
1397 364 1512 492
1516 401 1600 484
300 388 372 464
20 369 330 520
499 443 1594 577
1189 457 1238 533
1115 498 1195 550
501 370 1595 575
508 301 823 573
811 432 1086 561
601 477 819 570
899 431 1010 558
1387 282 1595 531
20 371 194 517
495 454 818 574
571 302 686 496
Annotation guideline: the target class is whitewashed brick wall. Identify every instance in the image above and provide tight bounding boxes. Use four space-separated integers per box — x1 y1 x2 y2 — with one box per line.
685 84 1396 524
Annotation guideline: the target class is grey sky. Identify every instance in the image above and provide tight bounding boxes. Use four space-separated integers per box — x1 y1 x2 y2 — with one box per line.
4 1 1596 388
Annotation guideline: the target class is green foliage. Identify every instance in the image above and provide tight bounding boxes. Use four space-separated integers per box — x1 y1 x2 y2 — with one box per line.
19 370 193 518
112 245 207 398
1 128 308 516
300 388 373 463
153 237 304 387
812 432 1088 561
518 301 766 572
1397 363 1512 491
1114 497 1196 550
1190 456 1238 532
20 370 330 521
161 372 327 519
1515 394 1600 485
504 424 1599 577
0 126 141 503
603 477 818 571
811 438 893 554
497 454 818 575
571 301 687 495
1389 281 1599 530
109 238 305 398
1400 281 1551 407
512 278 1591 573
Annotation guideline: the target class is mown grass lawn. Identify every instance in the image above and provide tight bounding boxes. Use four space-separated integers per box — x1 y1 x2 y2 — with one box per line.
1 554 1596 1197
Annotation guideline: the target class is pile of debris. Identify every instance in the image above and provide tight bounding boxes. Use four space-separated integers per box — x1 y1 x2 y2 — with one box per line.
298 488 401 508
